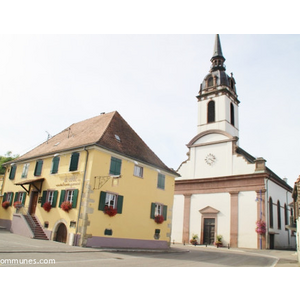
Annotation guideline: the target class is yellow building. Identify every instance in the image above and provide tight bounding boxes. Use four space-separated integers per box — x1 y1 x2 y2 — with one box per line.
0 111 178 249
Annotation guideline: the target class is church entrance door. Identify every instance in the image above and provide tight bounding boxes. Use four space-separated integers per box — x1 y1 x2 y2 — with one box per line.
203 218 215 245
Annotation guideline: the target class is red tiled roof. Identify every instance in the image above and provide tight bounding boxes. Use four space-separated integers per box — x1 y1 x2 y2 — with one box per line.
11 111 178 175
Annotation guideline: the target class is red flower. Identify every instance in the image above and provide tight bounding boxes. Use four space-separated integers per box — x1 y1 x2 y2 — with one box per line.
154 215 164 224
255 220 266 235
2 201 10 209
104 206 117 217
13 201 22 209
61 201 72 212
43 201 52 212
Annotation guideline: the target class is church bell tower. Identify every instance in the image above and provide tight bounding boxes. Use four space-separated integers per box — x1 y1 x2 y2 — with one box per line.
197 34 240 139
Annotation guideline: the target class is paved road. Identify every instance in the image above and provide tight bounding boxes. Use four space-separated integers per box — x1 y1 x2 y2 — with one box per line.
0 231 298 267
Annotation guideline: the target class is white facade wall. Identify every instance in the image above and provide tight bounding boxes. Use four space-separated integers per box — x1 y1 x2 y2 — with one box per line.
238 191 258 248
267 179 296 249
171 195 184 243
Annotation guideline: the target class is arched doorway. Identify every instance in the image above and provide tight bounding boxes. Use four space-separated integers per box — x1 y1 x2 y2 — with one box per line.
55 223 67 243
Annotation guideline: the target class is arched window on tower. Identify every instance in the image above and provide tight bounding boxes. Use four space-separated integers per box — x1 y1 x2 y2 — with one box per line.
207 100 215 123
269 197 273 229
277 200 281 230
230 103 235 126
208 77 214 87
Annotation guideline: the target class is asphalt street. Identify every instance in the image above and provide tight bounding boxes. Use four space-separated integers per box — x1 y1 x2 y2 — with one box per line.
0 230 299 267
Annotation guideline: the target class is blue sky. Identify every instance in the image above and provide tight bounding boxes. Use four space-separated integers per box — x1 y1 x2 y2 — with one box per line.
1 2 300 186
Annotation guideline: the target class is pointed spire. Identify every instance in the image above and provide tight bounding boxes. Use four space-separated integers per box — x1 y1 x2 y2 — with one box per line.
210 34 226 71
212 34 223 58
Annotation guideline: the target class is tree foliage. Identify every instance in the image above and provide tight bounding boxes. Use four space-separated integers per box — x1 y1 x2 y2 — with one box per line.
0 151 19 175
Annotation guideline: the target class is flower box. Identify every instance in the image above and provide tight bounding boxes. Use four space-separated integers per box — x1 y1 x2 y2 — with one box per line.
154 215 164 224
43 201 52 212
104 206 117 217
13 201 22 209
61 201 72 212
2 201 10 209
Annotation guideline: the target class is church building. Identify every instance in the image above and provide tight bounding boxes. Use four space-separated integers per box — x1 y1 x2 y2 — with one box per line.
171 35 296 250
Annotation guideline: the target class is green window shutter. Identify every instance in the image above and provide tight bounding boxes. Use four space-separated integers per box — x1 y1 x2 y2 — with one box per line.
69 152 79 171
3 193 6 203
157 173 165 189
72 189 78 208
117 195 123 214
163 205 168 220
41 191 47 207
150 202 156 219
21 193 26 205
51 156 60 174
59 190 66 207
34 160 43 176
14 192 19 203
98 191 107 211
9 165 16 180
52 191 58 207
109 157 121 175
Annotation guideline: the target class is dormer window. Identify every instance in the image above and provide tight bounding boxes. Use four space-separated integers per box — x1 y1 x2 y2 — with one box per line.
208 77 213 87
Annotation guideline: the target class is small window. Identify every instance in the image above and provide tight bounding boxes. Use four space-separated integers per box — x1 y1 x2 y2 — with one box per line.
208 77 214 87
69 152 79 172
230 103 235 126
34 160 43 176
59 189 78 208
207 100 215 123
21 163 29 178
9 165 17 180
109 157 122 175
98 191 123 214
150 202 167 220
51 156 60 174
41 190 58 208
14 192 26 205
157 173 165 190
134 165 143 178
3 192 14 206
277 200 281 230
269 197 273 229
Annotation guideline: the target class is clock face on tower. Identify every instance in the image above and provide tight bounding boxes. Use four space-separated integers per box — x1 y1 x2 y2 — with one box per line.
205 153 216 166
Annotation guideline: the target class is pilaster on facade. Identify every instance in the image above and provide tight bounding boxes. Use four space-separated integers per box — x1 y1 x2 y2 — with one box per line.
182 194 192 244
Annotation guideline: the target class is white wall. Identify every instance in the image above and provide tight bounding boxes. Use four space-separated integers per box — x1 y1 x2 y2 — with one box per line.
238 191 257 248
171 194 184 243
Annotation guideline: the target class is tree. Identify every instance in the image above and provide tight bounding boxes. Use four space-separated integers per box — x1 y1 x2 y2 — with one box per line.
0 152 19 175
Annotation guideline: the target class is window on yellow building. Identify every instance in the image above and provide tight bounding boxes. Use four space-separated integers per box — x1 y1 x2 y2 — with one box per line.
109 157 122 176
9 165 17 180
134 165 143 178
150 202 167 220
69 152 79 172
98 191 123 214
14 192 26 205
157 173 165 190
21 163 29 178
34 160 43 176
51 156 60 174
41 190 58 207
59 189 78 208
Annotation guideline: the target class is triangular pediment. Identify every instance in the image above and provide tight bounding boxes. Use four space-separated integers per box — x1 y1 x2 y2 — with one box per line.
199 206 219 214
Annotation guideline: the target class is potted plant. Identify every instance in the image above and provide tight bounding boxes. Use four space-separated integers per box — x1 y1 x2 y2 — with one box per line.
255 220 266 235
61 201 72 212
190 234 198 245
13 201 22 209
154 214 164 224
214 234 223 247
104 205 117 217
2 201 10 209
43 201 52 212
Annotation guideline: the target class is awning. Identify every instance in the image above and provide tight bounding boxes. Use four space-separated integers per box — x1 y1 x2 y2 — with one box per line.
15 178 44 194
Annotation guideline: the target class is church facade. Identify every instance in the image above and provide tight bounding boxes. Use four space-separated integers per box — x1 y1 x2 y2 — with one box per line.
171 35 296 250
